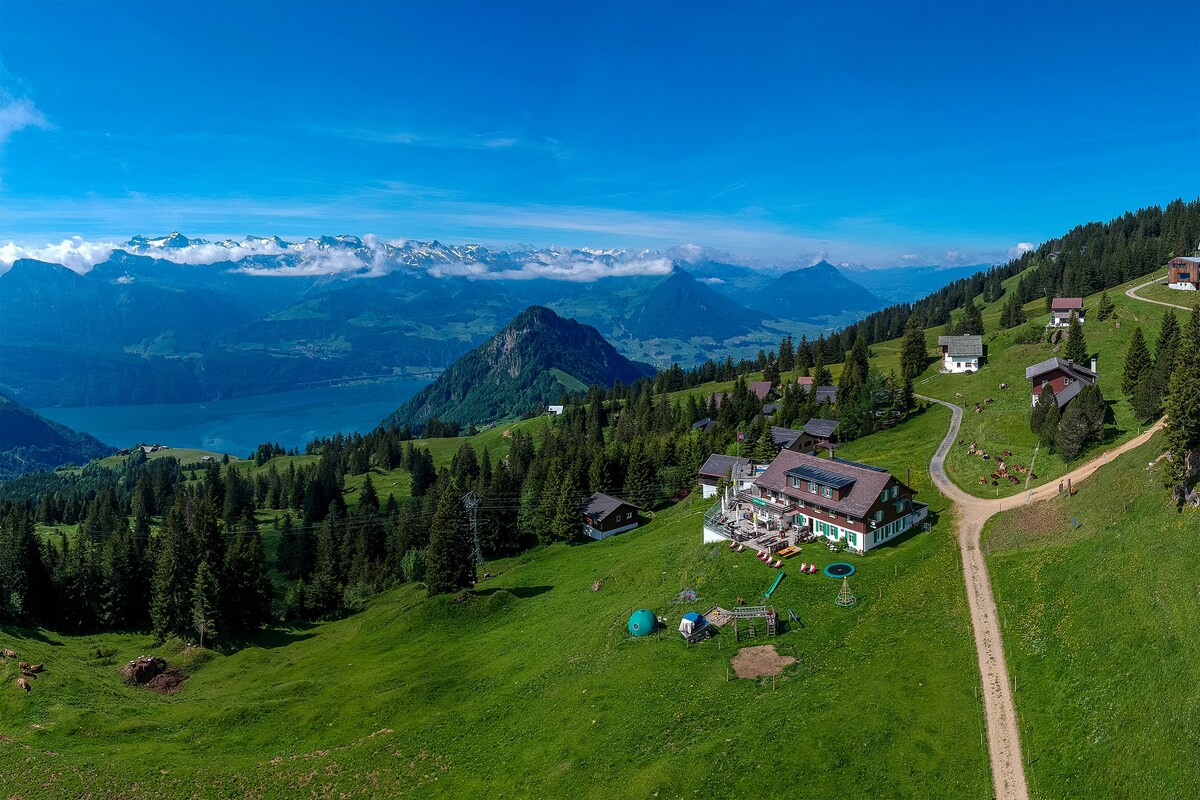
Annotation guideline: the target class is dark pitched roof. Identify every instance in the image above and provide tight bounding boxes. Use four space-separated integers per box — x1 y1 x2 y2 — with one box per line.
749 381 772 401
1051 297 1083 311
762 403 781 415
691 417 714 432
1024 357 1097 381
796 376 814 386
769 426 805 449
937 335 983 357
814 386 837 403
1052 381 1083 407
699 453 752 479
754 451 898 518
582 492 636 522
803 418 839 438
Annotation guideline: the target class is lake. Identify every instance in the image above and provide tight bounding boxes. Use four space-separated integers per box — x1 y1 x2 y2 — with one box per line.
36 379 431 457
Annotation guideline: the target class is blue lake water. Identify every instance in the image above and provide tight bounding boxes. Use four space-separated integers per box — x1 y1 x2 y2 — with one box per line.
36 379 431 457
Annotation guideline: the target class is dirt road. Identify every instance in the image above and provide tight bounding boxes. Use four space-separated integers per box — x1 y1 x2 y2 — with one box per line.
1125 274 1195 311
919 394 1164 800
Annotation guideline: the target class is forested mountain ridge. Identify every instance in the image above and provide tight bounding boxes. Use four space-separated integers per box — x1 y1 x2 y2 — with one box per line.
383 306 656 429
0 392 114 479
825 198 1200 353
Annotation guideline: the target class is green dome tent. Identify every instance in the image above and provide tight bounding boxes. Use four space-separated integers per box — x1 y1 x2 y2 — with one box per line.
627 608 657 637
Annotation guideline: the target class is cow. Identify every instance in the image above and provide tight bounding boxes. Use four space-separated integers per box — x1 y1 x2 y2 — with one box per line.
17 678 30 691
1 649 13 658
29 663 44 674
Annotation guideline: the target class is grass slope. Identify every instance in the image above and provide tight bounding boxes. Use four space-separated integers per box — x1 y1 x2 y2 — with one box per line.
873 268 1176 498
983 433 1200 799
0 407 990 799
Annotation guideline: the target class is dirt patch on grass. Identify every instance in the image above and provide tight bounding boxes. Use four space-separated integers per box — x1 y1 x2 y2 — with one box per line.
730 645 795 678
145 668 188 695
985 503 1069 553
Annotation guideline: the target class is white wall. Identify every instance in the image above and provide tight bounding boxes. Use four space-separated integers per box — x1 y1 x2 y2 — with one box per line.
701 484 718 498
1168 282 1198 291
943 355 979 373
583 521 638 541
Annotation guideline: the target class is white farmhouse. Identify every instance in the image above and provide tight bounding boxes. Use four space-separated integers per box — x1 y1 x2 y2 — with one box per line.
937 335 983 373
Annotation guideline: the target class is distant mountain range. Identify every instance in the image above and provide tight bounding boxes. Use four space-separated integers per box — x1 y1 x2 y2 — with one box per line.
384 306 655 429
0 392 113 479
0 232 969 408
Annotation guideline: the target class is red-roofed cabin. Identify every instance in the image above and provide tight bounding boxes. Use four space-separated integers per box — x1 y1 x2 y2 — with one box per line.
1049 297 1084 328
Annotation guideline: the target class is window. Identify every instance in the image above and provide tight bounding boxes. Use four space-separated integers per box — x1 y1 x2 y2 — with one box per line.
874 510 884 523
848 532 856 548
626 512 632 520
807 481 817 493
822 485 832 498
829 511 837 520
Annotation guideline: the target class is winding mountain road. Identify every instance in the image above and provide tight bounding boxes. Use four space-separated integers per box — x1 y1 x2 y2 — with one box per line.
1126 274 1195 311
918 394 1165 800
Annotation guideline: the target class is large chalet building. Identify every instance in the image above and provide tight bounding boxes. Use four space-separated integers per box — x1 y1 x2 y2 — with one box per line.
1025 357 1098 408
720 451 927 554
1167 256 1200 291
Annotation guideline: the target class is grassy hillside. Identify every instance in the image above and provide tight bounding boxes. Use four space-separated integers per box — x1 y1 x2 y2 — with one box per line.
983 433 1200 799
872 268 1176 498
0 405 991 799
1132 278 1200 307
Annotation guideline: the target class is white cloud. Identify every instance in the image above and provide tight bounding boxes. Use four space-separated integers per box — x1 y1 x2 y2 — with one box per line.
1007 242 1035 260
0 237 118 274
0 97 46 142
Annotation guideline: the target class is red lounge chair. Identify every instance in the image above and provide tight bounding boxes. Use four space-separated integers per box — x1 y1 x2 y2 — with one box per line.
799 562 807 571
808 564 817 574
729 541 737 550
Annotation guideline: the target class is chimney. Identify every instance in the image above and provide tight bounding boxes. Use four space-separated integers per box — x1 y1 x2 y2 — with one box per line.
1090 357 1097 374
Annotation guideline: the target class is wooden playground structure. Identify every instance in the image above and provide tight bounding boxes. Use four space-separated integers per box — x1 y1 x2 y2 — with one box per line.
730 605 778 641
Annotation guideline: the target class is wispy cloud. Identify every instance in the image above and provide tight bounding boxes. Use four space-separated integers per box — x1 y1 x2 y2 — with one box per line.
309 125 524 151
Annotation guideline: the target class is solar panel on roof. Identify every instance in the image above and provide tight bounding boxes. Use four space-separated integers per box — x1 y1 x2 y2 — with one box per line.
830 457 888 473
784 464 857 489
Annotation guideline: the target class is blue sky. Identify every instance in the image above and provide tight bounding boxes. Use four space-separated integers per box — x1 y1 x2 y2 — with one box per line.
0 1 1196 267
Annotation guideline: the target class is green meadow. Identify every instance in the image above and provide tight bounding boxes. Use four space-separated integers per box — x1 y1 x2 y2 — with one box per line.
984 433 1200 799
0 405 991 799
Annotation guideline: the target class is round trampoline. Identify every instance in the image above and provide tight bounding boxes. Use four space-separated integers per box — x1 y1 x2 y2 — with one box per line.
824 562 856 579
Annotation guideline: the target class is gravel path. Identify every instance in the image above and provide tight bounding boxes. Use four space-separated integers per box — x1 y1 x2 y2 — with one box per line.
1125 274 1196 311
919 393 1165 800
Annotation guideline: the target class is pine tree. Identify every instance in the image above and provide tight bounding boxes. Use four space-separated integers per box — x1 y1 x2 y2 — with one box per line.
1096 290 1115 321
1031 384 1055 435
275 513 300 579
191 560 219 648
425 487 474 596
778 335 795 372
1064 312 1088 363
838 336 870 407
959 296 984 336
1131 373 1162 424
899 315 927 382
1055 405 1090 460
812 353 832 388
1153 309 1180 394
1039 398 1061 451
150 497 195 640
1164 303 1200 503
1122 326 1153 397
358 474 380 516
